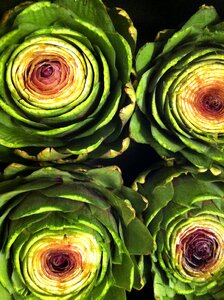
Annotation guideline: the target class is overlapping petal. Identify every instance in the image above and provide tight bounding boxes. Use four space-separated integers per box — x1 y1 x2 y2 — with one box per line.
0 163 152 299
130 5 224 169
133 163 224 299
0 0 136 163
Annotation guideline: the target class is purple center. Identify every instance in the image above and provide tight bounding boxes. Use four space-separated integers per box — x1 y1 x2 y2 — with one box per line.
47 252 72 273
182 230 218 270
40 64 54 78
202 94 223 113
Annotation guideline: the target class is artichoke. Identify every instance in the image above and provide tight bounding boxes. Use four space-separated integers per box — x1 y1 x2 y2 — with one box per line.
0 0 136 163
130 5 224 169
133 163 224 299
0 163 152 299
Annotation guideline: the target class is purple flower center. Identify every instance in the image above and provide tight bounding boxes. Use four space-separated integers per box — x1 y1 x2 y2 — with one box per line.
47 252 73 273
40 64 54 78
202 94 224 113
181 229 218 271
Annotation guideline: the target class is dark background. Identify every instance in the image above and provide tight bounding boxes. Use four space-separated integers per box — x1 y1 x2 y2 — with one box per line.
0 0 224 299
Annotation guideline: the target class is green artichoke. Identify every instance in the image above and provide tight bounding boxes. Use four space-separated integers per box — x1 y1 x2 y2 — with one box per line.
0 0 136 163
133 163 224 299
130 5 224 169
0 163 152 299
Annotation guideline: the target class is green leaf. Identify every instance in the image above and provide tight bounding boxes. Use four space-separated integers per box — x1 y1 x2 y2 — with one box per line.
87 166 123 190
2 164 31 179
55 0 115 32
89 205 118 237
13 1 75 29
124 218 153 255
152 261 176 300
104 286 126 300
132 255 147 290
160 200 192 232
0 123 61 148
9 192 84 219
178 134 224 163
129 109 152 144
0 28 28 53
135 68 152 113
136 42 159 76
65 124 114 155
0 282 12 300
181 5 219 29
180 149 212 169
144 182 174 226
5 213 48 255
74 81 121 139
112 253 134 291
108 7 137 54
42 183 110 209
121 186 148 215
172 176 224 206
139 165 185 196
0 252 14 294
85 274 111 300
0 98 47 130
24 166 74 182
151 123 184 152
0 179 55 208
169 277 194 295
162 27 199 55
11 269 26 298
107 32 132 83
162 10 220 56
91 136 130 160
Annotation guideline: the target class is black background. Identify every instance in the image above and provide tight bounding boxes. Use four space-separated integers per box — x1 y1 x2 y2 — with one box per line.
0 0 224 299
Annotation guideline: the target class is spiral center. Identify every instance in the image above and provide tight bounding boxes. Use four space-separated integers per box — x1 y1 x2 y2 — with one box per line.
184 231 216 269
202 93 224 113
180 229 219 272
27 56 68 94
40 64 54 78
177 63 224 133
47 251 74 274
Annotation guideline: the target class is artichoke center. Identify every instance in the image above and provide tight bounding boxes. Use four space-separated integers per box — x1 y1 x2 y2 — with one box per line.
47 251 74 274
183 229 217 270
32 59 63 89
177 64 224 133
201 92 224 114
40 63 54 78
10 39 88 108
24 53 73 96
173 220 224 282
174 223 224 280
24 231 103 295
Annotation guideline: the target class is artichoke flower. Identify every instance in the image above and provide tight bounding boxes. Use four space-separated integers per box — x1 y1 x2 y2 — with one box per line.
133 163 224 299
130 5 224 169
0 0 136 163
0 163 152 299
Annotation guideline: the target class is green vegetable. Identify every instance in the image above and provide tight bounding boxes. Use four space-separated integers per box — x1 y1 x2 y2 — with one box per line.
0 163 152 299
0 0 136 163
133 162 224 299
130 5 224 169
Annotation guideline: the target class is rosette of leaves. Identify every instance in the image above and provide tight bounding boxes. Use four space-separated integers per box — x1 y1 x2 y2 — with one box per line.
0 0 136 163
0 163 152 299
130 5 224 169
133 163 224 299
